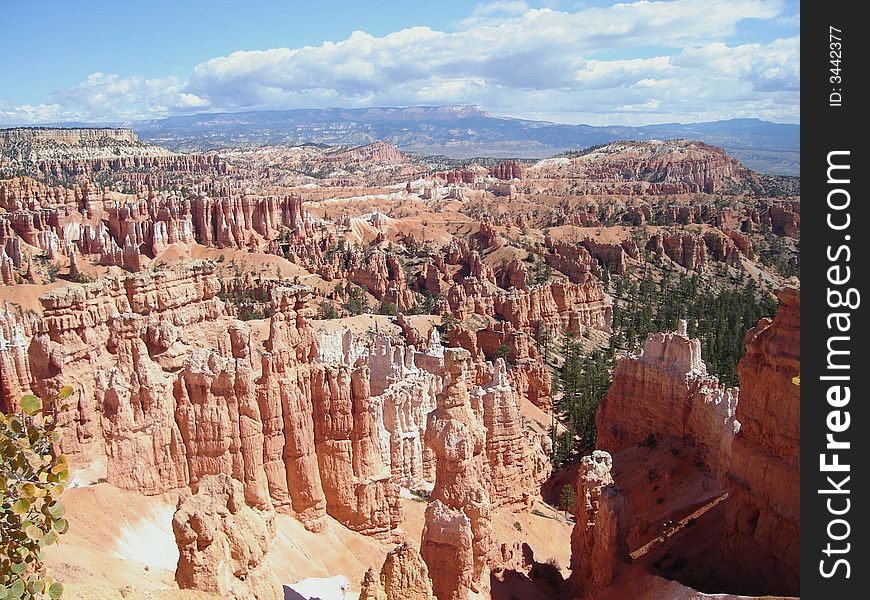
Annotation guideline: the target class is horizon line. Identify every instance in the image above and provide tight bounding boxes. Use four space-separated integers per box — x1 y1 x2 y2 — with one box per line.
0 104 801 130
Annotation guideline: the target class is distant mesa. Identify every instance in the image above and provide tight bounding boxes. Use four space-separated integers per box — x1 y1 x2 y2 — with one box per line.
127 105 800 175
0 125 225 181
326 140 407 165
0 126 140 145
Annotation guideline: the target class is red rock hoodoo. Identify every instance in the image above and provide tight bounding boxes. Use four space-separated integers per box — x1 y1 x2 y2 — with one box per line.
568 451 628 598
421 348 493 600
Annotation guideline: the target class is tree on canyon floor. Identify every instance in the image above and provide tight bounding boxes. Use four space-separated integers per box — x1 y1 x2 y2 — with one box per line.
376 301 399 316
1 387 73 599
558 484 577 519
552 338 612 467
342 283 370 316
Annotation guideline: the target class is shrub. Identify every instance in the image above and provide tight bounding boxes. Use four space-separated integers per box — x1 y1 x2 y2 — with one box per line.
531 558 564 587
1 387 73 598
343 284 369 316
641 433 658 451
318 302 339 320
410 489 431 503
376 301 398 316
67 271 94 284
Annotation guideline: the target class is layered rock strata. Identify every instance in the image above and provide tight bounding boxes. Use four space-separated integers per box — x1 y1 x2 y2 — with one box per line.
724 287 800 595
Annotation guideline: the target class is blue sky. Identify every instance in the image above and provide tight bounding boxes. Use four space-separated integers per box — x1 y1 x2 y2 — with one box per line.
0 0 800 126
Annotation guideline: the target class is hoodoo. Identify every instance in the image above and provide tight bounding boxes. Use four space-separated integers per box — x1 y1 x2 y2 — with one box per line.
0 104 798 600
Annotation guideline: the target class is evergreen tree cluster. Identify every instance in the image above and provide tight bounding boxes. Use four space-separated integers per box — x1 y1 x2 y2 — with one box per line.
550 266 778 468
610 267 777 386
553 340 612 464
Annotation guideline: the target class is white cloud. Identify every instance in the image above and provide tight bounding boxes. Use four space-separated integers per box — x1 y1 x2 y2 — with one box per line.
1 0 798 126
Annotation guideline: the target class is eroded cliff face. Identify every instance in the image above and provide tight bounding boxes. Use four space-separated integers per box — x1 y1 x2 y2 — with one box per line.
311 364 403 539
416 239 612 338
21 264 405 539
350 249 417 312
368 335 440 489
481 359 550 510
257 287 328 530
173 473 283 600
318 329 550 513
489 160 525 181
646 229 751 271
28 261 221 493
0 127 140 146
0 128 227 183
0 177 313 278
581 290 799 599
12 256 552 563
0 307 36 411
596 320 739 476
724 287 800 595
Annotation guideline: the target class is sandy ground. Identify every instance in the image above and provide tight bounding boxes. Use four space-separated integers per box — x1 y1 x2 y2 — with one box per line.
610 438 724 553
491 501 574 575
46 481 395 599
47 473 573 600
519 397 554 434
44 485 182 592
61 584 217 600
0 281 66 313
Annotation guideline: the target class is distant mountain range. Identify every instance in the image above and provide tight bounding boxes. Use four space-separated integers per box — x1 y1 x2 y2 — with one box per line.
74 106 803 175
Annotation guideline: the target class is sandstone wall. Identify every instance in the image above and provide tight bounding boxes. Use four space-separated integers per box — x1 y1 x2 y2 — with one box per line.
724 287 800 595
596 321 739 477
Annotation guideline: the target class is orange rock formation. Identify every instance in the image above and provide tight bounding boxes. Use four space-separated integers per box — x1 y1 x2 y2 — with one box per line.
724 287 800 595
173 473 282 600
421 348 493 600
359 542 435 600
568 451 628 598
